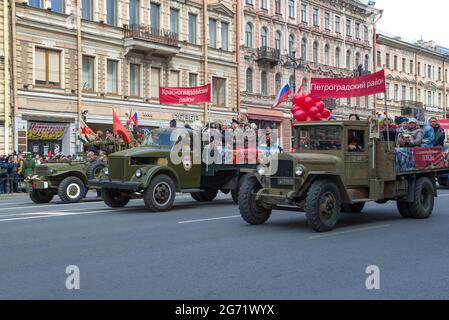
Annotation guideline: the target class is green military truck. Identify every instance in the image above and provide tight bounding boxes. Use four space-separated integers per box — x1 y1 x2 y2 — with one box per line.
89 128 266 211
27 154 107 204
239 120 449 232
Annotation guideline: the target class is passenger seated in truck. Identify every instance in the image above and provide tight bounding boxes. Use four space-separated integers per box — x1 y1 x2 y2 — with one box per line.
397 118 423 147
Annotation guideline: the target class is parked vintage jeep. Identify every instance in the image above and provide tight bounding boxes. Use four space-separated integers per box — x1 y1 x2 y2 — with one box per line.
26 154 107 204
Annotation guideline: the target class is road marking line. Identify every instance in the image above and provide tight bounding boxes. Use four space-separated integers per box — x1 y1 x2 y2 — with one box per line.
308 224 392 239
178 215 240 224
0 209 115 223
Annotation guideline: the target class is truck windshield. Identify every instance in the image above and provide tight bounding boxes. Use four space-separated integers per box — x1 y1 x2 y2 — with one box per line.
297 126 342 150
141 131 173 147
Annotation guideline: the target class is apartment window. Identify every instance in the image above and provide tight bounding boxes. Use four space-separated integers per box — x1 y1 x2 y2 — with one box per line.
212 77 226 106
301 38 307 61
35 47 61 87
377 51 381 67
335 16 340 33
409 87 414 100
386 83 390 100
288 0 295 18
418 88 421 101
394 84 399 101
402 58 406 72
410 60 414 74
150 67 160 99
170 70 180 87
364 54 369 70
355 52 360 67
385 53 390 69
335 47 341 68
106 0 117 25
324 12 330 30
346 19 351 36
189 73 198 87
275 73 282 93
129 0 140 26
129 63 140 97
364 25 368 41
438 93 442 107
428 65 432 78
106 60 118 94
28 0 41 8
221 22 229 51
355 23 360 39
150 2 160 29
275 31 281 51
313 42 319 63
288 34 294 56
313 8 319 26
428 90 432 106
301 4 307 23
346 50 351 69
324 45 330 65
401 85 406 101
261 0 267 10
209 19 217 48
246 69 253 93
82 56 95 92
261 71 268 95
170 8 179 34
245 23 253 48
82 0 93 20
50 0 64 13
188 14 197 44
438 67 442 81
275 0 281 15
245 0 253 4
418 62 421 75
393 56 398 70
261 27 268 47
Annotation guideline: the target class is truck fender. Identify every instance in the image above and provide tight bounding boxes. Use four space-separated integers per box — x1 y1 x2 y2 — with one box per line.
142 166 181 192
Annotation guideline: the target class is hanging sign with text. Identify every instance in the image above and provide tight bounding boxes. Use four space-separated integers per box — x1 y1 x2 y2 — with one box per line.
159 84 211 105
310 70 386 99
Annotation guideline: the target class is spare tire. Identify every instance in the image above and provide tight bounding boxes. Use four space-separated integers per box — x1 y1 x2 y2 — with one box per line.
86 160 107 180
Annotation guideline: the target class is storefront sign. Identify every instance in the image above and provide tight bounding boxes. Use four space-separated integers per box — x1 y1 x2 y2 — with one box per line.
159 84 211 105
27 122 68 141
311 70 386 99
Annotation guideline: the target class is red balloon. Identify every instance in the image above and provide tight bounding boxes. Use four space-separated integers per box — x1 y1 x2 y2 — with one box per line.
291 93 302 105
306 116 313 122
291 105 300 114
304 97 314 108
294 110 308 122
315 101 325 113
322 109 331 119
309 106 320 116
314 113 322 121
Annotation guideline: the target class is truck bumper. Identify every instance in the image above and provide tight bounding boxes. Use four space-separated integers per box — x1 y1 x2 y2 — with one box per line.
256 188 297 205
88 179 141 191
28 181 50 190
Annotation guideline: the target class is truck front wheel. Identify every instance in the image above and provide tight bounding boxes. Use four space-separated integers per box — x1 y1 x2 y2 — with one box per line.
58 176 86 203
144 175 176 212
305 180 341 232
101 189 130 208
239 175 271 225
29 189 54 204
408 177 434 219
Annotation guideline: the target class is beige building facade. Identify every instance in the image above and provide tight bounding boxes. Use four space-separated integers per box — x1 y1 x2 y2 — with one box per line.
12 0 238 155
1 0 12 155
376 33 449 120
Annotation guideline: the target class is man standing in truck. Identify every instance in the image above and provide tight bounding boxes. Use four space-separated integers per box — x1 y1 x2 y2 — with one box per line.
429 117 445 147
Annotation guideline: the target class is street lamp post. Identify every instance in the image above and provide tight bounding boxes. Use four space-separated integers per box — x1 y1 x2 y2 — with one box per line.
284 50 304 94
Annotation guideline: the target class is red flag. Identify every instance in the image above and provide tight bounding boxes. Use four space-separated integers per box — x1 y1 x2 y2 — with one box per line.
113 109 131 145
47 149 53 158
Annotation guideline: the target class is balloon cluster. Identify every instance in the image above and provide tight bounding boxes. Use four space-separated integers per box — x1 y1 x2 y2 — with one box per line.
290 92 331 123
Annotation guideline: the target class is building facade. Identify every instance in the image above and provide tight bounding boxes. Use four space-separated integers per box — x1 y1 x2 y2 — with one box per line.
239 0 379 150
376 33 449 120
12 0 238 155
1 0 11 155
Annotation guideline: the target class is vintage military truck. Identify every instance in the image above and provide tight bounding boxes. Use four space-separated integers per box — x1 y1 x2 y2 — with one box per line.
88 128 272 211
27 154 107 204
238 120 449 232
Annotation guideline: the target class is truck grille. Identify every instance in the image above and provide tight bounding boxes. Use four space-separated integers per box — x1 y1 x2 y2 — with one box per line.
271 160 293 177
35 166 48 176
108 157 127 180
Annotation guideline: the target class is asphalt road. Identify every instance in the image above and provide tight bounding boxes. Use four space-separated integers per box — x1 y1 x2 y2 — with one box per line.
0 188 449 300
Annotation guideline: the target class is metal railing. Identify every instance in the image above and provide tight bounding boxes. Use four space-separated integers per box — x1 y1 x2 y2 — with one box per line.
124 24 179 47
0 176 26 194
257 46 281 62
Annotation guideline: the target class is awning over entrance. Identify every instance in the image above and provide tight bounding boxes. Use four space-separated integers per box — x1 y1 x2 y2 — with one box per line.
246 107 284 123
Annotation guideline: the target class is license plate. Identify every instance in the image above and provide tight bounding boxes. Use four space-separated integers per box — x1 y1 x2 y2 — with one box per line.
278 178 295 185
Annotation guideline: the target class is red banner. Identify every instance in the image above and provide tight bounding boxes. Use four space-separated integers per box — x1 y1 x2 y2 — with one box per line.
439 119 449 130
310 70 386 99
413 147 445 170
159 84 211 105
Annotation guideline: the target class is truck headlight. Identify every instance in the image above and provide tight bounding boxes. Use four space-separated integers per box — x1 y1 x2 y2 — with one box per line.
257 165 267 176
49 169 55 174
135 169 143 178
295 165 305 177
104 168 109 176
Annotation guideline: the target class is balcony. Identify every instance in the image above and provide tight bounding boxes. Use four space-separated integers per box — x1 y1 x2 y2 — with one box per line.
123 24 180 57
256 47 281 66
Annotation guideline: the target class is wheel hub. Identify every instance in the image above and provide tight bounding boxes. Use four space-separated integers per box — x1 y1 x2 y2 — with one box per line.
153 182 171 206
319 192 336 220
67 183 81 199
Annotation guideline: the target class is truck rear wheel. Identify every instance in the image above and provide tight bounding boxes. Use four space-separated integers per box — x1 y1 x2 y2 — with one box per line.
58 176 86 203
29 189 54 204
144 174 176 212
305 180 341 232
408 177 434 219
101 189 130 208
239 175 271 225
397 201 411 218
342 202 365 213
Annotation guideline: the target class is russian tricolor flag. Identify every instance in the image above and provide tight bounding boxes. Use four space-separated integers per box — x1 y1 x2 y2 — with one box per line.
271 83 291 109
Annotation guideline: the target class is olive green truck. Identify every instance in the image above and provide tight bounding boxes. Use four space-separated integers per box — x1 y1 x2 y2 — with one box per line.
239 120 449 232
